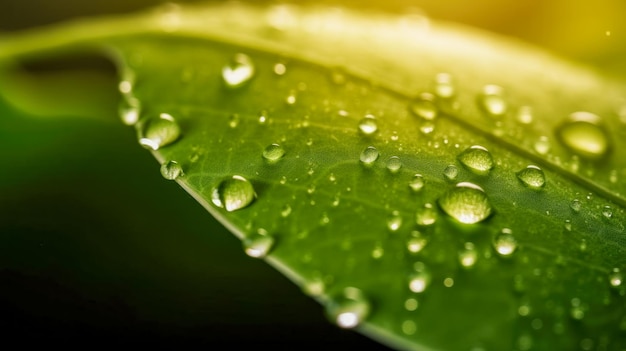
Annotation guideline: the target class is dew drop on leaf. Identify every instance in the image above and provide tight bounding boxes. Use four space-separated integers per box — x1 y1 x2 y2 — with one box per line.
516 165 546 189
493 228 517 257
516 106 534 124
556 112 611 159
387 211 403 232
602 205 613 219
533 136 551 155
386 156 403 173
404 298 419 311
457 145 494 175
243 230 275 258
280 204 292 218
222 53 255 88
408 174 425 192
477 84 507 117
609 268 623 288
119 96 141 126
443 164 459 181
438 182 493 224
433 73 456 99
359 146 379 166
160 160 183 180
273 62 286 75
326 287 371 329
409 92 438 120
459 242 478 268
302 276 325 297
570 199 582 213
139 113 181 150
228 113 240 128
402 320 417 335
358 114 378 135
262 143 286 163
415 203 438 226
211 175 256 212
409 263 431 293
407 230 428 254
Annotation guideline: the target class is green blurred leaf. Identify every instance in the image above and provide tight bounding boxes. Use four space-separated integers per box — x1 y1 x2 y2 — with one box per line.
1 2 626 350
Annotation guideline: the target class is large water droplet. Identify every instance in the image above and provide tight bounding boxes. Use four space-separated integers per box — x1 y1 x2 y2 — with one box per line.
358 114 378 135
139 113 181 150
222 53 255 88
457 145 494 175
477 85 507 117
160 160 183 180
211 175 256 212
410 92 438 120
326 287 371 329
556 112 611 159
243 230 275 258
516 165 545 189
409 174 425 192
360 146 379 166
386 156 402 173
438 182 493 224
262 143 286 163
493 228 517 257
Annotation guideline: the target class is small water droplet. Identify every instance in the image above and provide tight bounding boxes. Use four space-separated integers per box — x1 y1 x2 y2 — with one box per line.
438 182 493 224
443 277 454 288
222 53 255 88
602 205 613 219
371 242 384 259
285 90 297 105
410 92 438 120
570 199 582 213
280 204 292 218
516 106 534 124
407 230 428 254
478 85 507 117
409 174 425 192
273 62 287 75
243 230 275 258
570 298 585 320
533 136 551 155
443 165 459 181
420 122 435 135
118 80 133 94
409 264 431 293
358 114 378 135
119 96 141 126
493 228 517 257
262 143 286 163
609 268 623 288
211 175 256 212
404 298 419 311
386 156 402 173
401 320 417 335
433 73 456 99
326 287 370 329
415 203 437 226
564 220 572 231
258 110 268 124
457 145 494 174
331 68 347 85
387 212 403 232
459 242 478 268
139 113 181 150
228 114 240 128
360 146 379 166
556 112 611 159
516 165 546 189
302 276 325 296
160 160 183 180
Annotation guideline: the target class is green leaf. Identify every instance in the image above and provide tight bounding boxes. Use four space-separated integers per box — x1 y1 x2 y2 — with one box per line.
2 2 626 350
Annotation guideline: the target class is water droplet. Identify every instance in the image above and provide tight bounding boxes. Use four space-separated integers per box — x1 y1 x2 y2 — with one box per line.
609 268 623 288
280 204 292 218
410 92 438 120
556 112 611 159
285 90 297 105
273 62 287 75
477 85 507 117
359 146 379 166
228 114 240 128
262 143 286 163
404 298 419 311
119 97 140 126
564 220 572 231
443 277 454 288
118 80 133 94
415 203 438 226
326 287 370 329
443 165 458 181
438 182 493 224
222 53 255 88
433 73 455 99
258 110 268 124
602 205 613 219
459 242 478 268
402 320 417 335
516 106 534 124
516 165 546 189
493 228 517 257
533 136 551 155
409 264 431 293
160 160 183 180
139 113 181 150
420 122 435 135
243 230 275 258
457 145 494 174
407 230 428 254
211 175 256 212
409 174 425 192
386 156 402 173
302 276 325 296
371 243 384 259
387 212 403 232
331 68 347 85
570 298 585 320
358 114 378 135
570 199 582 213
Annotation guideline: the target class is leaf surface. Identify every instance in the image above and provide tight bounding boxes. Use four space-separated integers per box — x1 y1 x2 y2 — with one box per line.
1 2 626 350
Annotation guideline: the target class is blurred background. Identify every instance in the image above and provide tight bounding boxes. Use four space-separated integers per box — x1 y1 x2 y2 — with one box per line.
0 0 624 348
